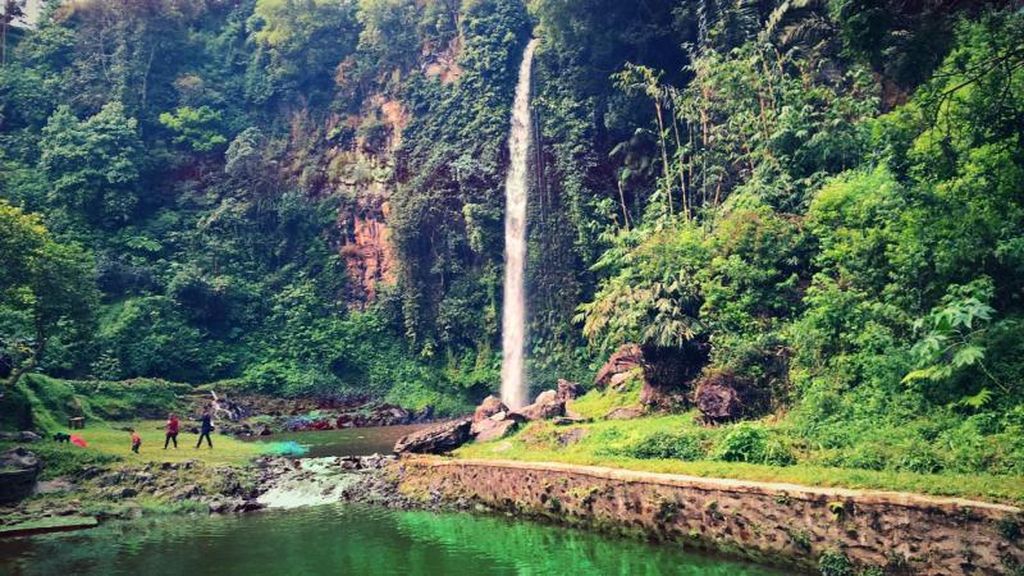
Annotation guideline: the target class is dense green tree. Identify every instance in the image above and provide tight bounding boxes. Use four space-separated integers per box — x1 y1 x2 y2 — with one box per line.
0 200 97 387
39 101 143 227
158 106 228 153
246 0 359 106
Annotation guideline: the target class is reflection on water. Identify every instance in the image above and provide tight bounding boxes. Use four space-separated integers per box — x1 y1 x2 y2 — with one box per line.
253 424 431 458
0 505 790 576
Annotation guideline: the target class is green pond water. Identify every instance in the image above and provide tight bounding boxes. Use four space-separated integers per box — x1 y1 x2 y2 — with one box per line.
253 424 430 457
0 504 789 575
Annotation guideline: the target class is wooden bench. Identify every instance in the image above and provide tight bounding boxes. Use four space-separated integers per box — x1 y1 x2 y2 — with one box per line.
68 417 85 430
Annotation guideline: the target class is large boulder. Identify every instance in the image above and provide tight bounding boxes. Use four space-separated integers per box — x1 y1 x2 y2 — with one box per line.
473 395 508 423
0 448 41 504
694 371 751 424
516 390 565 421
0 431 42 443
595 343 709 410
394 418 472 454
594 344 645 389
473 418 520 443
472 410 525 440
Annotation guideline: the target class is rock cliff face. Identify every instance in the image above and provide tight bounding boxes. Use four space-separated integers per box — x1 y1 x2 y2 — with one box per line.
394 458 1024 576
340 197 395 308
330 95 409 309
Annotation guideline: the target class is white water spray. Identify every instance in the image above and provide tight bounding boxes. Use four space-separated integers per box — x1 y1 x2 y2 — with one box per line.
501 39 539 410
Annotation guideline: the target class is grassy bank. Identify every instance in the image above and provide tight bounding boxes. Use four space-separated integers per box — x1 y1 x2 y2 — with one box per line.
457 387 1024 505
457 420 1024 505
61 420 258 466
1 420 262 481
1 374 192 433
1 375 262 478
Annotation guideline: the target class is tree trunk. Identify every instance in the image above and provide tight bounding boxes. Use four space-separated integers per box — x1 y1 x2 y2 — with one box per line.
654 100 673 216
5 330 45 390
671 108 689 220
617 179 631 230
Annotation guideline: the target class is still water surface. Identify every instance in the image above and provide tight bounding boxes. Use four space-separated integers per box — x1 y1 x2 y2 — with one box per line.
253 423 430 457
0 504 789 576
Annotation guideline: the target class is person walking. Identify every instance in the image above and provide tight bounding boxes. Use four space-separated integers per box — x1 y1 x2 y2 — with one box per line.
195 408 213 449
164 413 180 449
130 429 142 454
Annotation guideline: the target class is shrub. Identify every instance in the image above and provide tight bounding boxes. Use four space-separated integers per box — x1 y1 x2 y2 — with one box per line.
894 440 944 474
818 549 854 576
713 423 795 465
834 443 889 471
623 431 707 461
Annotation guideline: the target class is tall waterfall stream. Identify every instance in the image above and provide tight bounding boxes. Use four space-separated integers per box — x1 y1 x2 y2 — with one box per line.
500 38 539 410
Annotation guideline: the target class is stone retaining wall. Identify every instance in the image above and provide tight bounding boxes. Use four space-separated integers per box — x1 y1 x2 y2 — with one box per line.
392 457 1023 575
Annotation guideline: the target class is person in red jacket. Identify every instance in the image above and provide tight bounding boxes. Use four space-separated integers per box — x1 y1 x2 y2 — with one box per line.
130 429 142 454
164 413 180 449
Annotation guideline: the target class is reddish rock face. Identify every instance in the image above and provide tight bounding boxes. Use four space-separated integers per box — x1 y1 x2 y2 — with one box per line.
340 197 396 310
473 396 508 423
593 344 645 389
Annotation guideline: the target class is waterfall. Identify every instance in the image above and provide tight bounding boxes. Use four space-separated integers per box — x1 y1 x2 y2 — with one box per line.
501 38 539 410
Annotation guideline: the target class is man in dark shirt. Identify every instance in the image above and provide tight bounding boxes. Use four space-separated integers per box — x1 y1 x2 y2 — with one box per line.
195 408 213 449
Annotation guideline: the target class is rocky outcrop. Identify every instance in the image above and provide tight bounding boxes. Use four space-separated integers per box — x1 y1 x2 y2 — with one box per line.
594 343 708 411
0 431 42 442
472 418 520 443
473 396 507 422
594 344 645 389
400 390 573 452
394 418 472 454
693 370 763 424
0 448 41 504
515 390 565 422
639 343 707 409
555 379 581 402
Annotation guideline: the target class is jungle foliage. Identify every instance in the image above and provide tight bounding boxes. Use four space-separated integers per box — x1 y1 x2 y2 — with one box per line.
1 0 1023 477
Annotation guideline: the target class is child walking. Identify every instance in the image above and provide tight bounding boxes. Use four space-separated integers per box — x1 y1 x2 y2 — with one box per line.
164 413 180 449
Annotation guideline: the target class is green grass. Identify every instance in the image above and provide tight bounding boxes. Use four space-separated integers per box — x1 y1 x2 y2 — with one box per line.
456 413 1024 505
568 372 643 420
2 374 192 434
2 374 259 473
23 420 263 470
